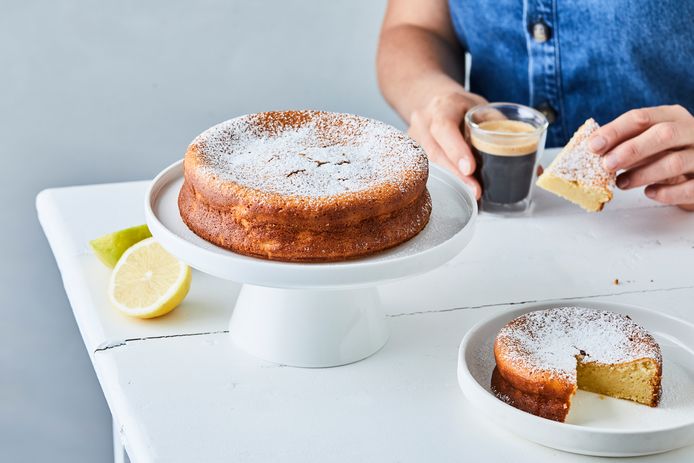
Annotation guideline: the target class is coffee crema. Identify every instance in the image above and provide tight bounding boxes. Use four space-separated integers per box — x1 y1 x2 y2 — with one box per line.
470 120 539 156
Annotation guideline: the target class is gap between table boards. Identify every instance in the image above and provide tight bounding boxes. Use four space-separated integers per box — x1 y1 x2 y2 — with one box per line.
91 283 694 355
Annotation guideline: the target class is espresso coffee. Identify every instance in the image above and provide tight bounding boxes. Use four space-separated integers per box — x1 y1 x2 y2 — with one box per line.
470 120 539 205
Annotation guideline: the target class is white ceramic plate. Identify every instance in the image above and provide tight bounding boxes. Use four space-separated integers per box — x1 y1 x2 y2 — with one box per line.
145 160 477 288
457 300 694 457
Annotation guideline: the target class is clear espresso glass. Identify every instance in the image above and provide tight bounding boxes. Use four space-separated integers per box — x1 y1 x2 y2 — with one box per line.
465 103 548 214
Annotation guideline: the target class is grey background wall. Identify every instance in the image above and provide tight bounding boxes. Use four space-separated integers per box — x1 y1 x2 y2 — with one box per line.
1 1 398 460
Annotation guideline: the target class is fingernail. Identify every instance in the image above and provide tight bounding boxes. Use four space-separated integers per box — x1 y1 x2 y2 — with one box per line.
458 158 471 175
645 187 656 198
603 155 619 171
589 136 606 152
616 176 630 189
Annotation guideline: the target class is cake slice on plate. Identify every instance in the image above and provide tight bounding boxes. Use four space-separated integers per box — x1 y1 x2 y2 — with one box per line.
536 118 615 212
492 307 662 423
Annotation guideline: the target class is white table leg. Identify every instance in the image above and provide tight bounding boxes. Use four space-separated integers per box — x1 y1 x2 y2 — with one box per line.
113 416 126 463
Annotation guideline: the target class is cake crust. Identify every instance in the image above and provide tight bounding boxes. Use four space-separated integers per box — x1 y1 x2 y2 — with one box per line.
179 180 432 262
179 111 432 262
491 366 572 422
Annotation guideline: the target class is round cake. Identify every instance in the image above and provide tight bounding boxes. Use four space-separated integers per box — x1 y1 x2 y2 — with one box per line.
492 307 662 422
178 110 432 262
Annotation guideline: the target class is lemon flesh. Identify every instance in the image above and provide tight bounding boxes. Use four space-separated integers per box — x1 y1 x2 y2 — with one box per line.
109 238 191 318
90 224 152 268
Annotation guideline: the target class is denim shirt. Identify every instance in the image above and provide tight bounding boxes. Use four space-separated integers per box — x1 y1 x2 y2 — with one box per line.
448 0 694 147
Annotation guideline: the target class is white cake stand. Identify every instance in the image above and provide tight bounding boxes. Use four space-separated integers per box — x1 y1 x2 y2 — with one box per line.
145 160 477 367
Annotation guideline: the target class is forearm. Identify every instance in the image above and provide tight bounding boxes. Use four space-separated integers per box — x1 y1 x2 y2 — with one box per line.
377 24 467 123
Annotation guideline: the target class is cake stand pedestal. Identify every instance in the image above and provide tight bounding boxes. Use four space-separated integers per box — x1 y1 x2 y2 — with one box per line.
145 161 477 367
231 285 385 367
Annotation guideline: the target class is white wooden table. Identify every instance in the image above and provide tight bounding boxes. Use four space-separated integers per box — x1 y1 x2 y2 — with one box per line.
37 155 694 462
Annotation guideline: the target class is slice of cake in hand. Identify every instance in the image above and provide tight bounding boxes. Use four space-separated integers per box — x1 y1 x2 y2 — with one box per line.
536 118 615 212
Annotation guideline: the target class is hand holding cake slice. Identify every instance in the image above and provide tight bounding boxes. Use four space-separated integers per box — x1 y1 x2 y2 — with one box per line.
536 119 615 212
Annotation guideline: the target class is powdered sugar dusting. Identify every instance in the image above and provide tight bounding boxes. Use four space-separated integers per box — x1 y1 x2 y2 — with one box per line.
547 119 615 188
191 111 427 198
496 307 661 383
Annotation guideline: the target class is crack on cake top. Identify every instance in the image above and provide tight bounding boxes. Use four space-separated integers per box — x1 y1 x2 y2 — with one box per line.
191 111 427 198
286 169 305 178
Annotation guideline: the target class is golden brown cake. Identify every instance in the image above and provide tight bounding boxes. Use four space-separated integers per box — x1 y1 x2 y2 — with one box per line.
536 119 615 212
179 110 432 262
492 307 662 422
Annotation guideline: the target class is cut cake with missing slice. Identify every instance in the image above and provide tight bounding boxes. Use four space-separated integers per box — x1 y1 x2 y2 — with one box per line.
536 118 615 212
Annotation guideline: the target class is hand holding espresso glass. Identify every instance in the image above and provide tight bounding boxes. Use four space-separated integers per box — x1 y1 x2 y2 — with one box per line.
465 103 549 214
406 90 488 198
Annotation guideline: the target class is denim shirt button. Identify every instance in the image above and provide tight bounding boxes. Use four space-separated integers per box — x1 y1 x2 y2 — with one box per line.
536 103 557 124
530 20 552 43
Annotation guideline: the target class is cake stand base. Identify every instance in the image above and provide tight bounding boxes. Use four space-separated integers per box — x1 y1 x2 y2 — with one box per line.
229 285 389 367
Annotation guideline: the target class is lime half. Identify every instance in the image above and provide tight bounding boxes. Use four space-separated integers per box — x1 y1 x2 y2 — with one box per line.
90 224 152 268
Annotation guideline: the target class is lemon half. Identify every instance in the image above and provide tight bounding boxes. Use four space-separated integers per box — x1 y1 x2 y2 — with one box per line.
108 238 191 318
